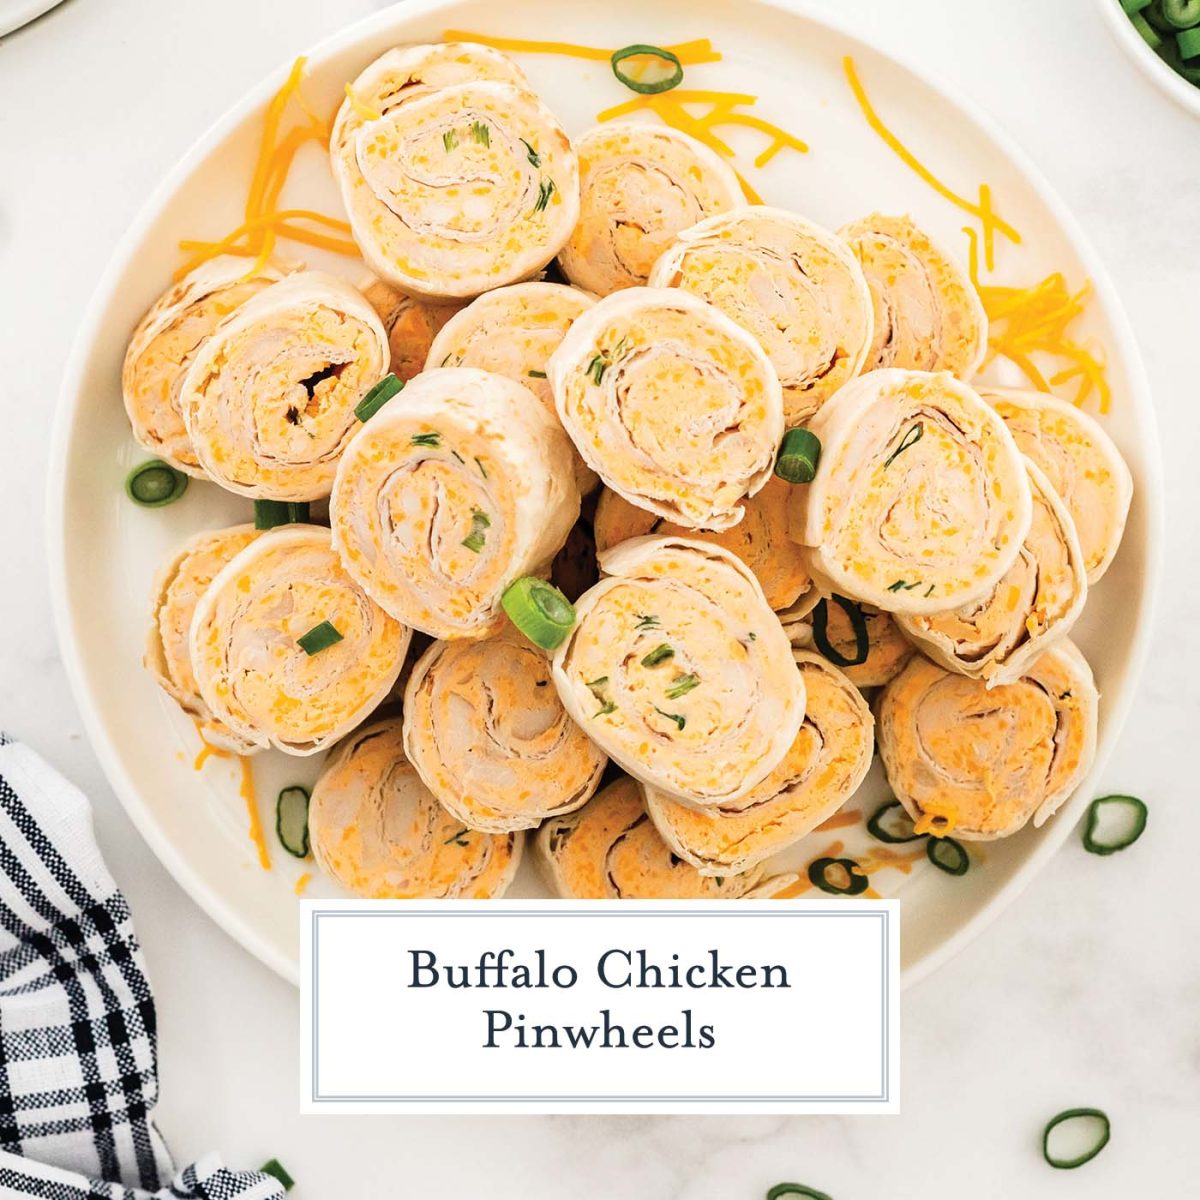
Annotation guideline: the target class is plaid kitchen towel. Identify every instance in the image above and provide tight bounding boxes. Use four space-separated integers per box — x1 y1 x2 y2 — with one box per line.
0 736 285 1199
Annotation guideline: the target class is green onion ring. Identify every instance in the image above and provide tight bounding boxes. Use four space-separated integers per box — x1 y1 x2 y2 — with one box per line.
1131 11 1165 46
811 595 869 668
1162 0 1200 29
355 373 405 422
502 576 577 650
125 459 188 508
766 1185 834 1200
275 786 311 859
807 856 870 896
259 1158 296 1190
1042 1108 1111 1169
296 620 344 656
1178 24 1200 56
1082 794 1147 855
254 500 311 530
774 427 822 484
926 836 969 876
866 800 925 844
610 44 684 94
1120 0 1153 16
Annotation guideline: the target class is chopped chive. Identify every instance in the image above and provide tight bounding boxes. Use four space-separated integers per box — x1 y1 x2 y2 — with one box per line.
443 128 458 152
654 706 686 731
887 579 921 592
501 576 576 650
297 620 343 656
883 421 924 468
461 508 491 553
451 449 465 463
1042 1108 1110 1169
411 431 441 447
586 352 608 385
275 787 310 858
924 584 935 597
259 1159 295 1191
641 644 675 668
125 459 188 508
1082 794 1147 855
610 43 684 94
774 428 822 484
766 1186 834 1200
520 138 541 167
254 500 310 530
474 456 488 478
355 373 404 421
811 595 869 668
595 701 617 717
587 676 609 687
471 119 491 146
867 800 924 844
926 836 969 876
634 614 660 630
807 856 869 896
665 673 699 700
527 368 547 379
443 825 471 846
534 177 557 214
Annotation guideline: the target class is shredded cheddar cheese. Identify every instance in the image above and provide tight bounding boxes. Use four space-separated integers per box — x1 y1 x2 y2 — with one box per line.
239 756 272 871
294 872 313 896
343 81 382 123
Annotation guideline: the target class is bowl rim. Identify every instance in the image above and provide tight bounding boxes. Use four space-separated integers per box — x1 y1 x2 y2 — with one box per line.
1098 0 1200 119
47 0 1165 990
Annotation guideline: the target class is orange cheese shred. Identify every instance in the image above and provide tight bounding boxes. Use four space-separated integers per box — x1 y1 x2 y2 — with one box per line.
239 756 272 872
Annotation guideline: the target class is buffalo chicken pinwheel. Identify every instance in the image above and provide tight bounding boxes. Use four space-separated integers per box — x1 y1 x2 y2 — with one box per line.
189 525 408 755
794 369 1033 614
331 43 579 299
536 777 794 899
122 256 284 475
548 287 782 530
648 206 873 424
645 651 873 876
331 367 579 639
309 717 522 899
559 122 743 295
785 597 914 689
360 276 463 382
144 524 264 751
876 641 1098 839
839 213 987 377
402 626 606 832
593 478 812 614
897 463 1087 686
982 386 1133 584
178 271 388 500
551 537 806 805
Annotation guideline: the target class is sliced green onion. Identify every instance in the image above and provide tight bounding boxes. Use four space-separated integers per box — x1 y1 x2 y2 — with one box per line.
259 1159 295 1191
534 177 557 214
634 614 660 630
926 836 969 876
665 673 699 700
462 508 491 554
355 373 404 422
471 119 491 146
654 706 686 731
1162 0 1200 28
411 431 441 447
1042 1108 1110 1169
1178 24 1200 55
520 138 541 167
254 500 310 530
125 459 188 508
527 369 548 379
443 826 471 847
811 595 869 668
297 620 343 656
443 128 458 152
883 420 924 468
611 43 684 94
1132 11 1165 45
1120 0 1152 11
887 579 921 592
807 856 869 896
276 787 310 858
774 428 822 484
502 577 576 650
867 800 924 844
766 1185 833 1200
641 644 675 668
1082 794 1147 855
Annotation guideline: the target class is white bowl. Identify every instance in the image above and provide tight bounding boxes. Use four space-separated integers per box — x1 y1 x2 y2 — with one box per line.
1099 0 1200 119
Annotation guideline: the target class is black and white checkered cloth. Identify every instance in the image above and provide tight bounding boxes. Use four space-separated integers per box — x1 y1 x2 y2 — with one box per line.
0 736 285 1199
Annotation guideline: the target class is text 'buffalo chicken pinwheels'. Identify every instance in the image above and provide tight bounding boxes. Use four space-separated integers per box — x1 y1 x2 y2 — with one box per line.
309 717 522 899
331 366 579 639
548 287 782 530
190 525 409 755
536 777 795 899
552 537 805 806
403 626 607 832
648 206 874 424
331 42 579 298
645 651 873 876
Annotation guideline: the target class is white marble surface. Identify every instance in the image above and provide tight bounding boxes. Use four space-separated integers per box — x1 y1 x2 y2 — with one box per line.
0 0 1196 1194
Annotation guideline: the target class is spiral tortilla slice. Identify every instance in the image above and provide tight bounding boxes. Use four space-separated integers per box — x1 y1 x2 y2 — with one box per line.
425 282 597 490
839 213 987 377
535 777 789 898
332 74 579 299
144 524 264 752
402 626 606 833
645 651 873 876
593 478 811 613
795 369 1033 614
785 598 913 689
179 271 388 500
360 276 464 382
876 640 1098 839
898 462 1087 686
559 122 743 296
331 367 580 639
309 717 522 899
981 386 1133 584
190 525 409 756
552 537 805 806
648 206 873 424
548 287 782 531
122 256 284 475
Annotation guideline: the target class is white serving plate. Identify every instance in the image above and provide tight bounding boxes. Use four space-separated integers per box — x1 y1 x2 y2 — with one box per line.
1099 0 1200 120
48 0 1163 987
